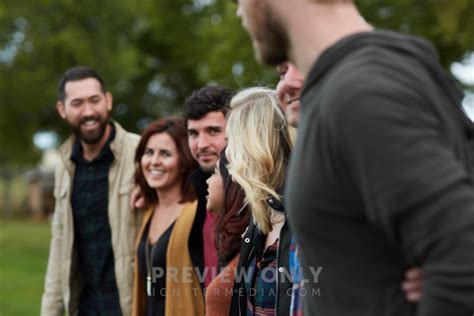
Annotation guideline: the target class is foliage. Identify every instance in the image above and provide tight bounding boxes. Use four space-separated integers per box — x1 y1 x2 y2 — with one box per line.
357 0 474 66
0 0 473 165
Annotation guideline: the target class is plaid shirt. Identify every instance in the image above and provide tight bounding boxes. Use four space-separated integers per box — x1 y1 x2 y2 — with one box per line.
245 239 279 316
70 124 122 315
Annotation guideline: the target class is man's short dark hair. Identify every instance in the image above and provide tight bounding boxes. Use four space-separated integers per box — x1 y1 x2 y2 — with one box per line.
183 85 235 120
57 66 106 102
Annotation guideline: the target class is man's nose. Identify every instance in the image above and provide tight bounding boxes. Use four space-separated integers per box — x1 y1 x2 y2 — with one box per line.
82 103 95 116
197 135 210 149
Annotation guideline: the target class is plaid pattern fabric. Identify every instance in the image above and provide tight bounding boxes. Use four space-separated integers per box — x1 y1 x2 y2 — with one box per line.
289 238 303 316
70 124 122 315
245 240 279 316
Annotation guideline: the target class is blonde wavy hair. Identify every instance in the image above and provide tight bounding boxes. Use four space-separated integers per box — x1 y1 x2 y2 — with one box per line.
226 87 293 234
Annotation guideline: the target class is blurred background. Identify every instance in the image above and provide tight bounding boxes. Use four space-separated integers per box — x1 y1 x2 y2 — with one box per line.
0 0 473 314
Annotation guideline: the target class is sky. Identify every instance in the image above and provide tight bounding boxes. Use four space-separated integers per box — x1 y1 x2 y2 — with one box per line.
451 52 474 85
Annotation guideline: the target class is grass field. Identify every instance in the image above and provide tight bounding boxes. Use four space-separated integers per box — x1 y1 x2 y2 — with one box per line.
0 220 51 315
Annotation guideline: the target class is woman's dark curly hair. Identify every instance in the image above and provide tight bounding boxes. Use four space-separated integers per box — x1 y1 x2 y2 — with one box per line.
214 152 250 268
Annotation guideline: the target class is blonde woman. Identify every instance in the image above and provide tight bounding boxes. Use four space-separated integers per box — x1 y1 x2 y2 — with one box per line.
225 87 295 316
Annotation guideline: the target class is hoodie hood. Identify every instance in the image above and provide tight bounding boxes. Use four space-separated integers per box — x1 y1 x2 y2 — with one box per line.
303 29 467 127
305 30 439 88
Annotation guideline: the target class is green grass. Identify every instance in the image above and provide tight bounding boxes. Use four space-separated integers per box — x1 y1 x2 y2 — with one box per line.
0 220 51 315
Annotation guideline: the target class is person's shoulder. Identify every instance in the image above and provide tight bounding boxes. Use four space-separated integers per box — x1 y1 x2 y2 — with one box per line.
334 46 412 83
329 33 428 84
182 199 199 212
123 130 140 145
321 45 427 113
112 120 140 145
54 135 75 167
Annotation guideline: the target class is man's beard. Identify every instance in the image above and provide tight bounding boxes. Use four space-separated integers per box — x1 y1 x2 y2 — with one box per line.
199 163 215 174
72 116 109 144
254 6 289 66
197 154 218 174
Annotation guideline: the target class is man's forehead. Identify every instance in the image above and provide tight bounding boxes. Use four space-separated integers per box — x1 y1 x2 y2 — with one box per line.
64 78 103 101
187 111 227 129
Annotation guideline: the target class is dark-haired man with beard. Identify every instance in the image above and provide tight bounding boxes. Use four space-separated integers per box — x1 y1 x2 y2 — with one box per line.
41 66 139 315
236 1 474 315
183 85 235 288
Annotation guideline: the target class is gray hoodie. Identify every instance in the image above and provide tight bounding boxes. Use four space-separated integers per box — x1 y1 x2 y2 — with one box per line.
286 30 474 316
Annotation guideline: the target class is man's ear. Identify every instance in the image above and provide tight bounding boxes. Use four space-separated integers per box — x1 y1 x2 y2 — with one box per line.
105 92 113 112
56 101 66 119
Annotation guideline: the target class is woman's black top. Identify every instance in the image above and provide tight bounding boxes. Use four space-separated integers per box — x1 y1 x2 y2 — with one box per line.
137 220 176 316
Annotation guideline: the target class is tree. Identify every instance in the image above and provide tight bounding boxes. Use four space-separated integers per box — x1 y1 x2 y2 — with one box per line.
357 0 474 67
0 0 472 166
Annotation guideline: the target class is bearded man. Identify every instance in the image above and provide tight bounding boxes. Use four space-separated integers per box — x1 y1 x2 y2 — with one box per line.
41 66 139 316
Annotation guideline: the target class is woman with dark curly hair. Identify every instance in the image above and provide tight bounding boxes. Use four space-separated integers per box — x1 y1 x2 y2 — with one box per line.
131 117 204 316
205 152 250 316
